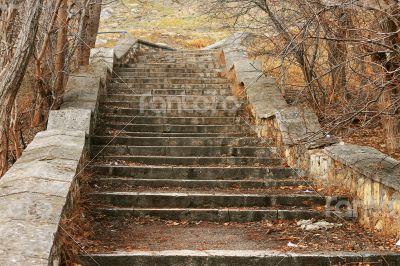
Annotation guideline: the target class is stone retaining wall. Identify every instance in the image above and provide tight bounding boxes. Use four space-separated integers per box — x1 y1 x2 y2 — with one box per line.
0 33 139 265
214 32 400 237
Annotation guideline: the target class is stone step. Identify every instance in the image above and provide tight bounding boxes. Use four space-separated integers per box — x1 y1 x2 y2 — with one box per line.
98 115 245 125
80 251 400 266
98 131 255 138
134 57 217 63
144 50 220 55
99 100 244 110
108 83 230 90
111 77 227 85
122 63 222 69
93 156 281 166
92 145 276 157
91 136 271 147
136 54 217 60
114 67 224 74
92 177 311 190
94 207 349 222
102 94 242 103
91 165 298 180
106 88 232 96
115 71 221 78
100 123 252 134
89 191 346 209
99 107 246 117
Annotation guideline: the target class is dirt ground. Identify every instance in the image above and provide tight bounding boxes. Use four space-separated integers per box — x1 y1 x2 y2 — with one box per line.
84 215 399 254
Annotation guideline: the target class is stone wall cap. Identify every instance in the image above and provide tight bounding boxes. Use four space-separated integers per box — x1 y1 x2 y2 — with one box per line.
325 143 400 191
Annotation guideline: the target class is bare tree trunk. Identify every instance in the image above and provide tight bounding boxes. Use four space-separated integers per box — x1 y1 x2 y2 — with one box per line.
0 2 18 67
376 8 400 152
10 101 21 159
32 0 64 126
76 0 90 66
0 0 43 176
81 0 102 65
54 0 68 106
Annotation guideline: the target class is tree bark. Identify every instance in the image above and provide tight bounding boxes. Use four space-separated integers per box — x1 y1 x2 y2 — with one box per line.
0 0 43 176
81 0 102 65
54 0 68 106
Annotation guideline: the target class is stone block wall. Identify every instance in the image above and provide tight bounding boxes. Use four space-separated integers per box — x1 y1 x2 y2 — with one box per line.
215 32 400 238
0 34 138 265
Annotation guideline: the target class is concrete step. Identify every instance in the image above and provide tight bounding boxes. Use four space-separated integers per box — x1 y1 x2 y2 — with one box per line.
106 88 232 96
100 123 252 134
98 115 245 125
91 165 298 180
111 77 227 84
92 145 276 157
94 207 349 222
143 50 220 55
93 156 281 166
97 131 255 138
102 94 242 103
115 71 221 78
92 177 311 190
99 107 246 117
80 251 400 266
122 63 221 69
91 136 271 147
89 191 346 208
108 83 231 90
99 100 244 110
136 54 217 60
114 67 224 74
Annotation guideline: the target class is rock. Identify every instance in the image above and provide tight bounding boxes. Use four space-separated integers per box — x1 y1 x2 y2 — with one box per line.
96 38 107 45
297 220 342 231
101 7 113 19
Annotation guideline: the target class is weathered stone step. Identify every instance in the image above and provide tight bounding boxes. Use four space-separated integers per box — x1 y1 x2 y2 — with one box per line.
92 145 276 157
99 132 254 138
94 156 281 166
108 83 230 90
144 50 219 55
99 107 246 117
122 63 221 69
111 77 227 85
92 177 311 190
94 207 347 222
100 123 252 134
99 100 244 110
89 192 345 208
99 115 244 125
107 88 232 96
114 67 224 74
91 165 298 180
80 250 400 266
102 94 241 103
115 71 221 78
134 57 217 63
136 54 217 59
91 136 271 147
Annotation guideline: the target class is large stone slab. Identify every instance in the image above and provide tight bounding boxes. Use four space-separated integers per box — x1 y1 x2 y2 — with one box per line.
220 32 288 119
90 47 114 70
325 143 400 191
276 106 324 146
47 109 92 134
114 33 137 60
0 130 86 265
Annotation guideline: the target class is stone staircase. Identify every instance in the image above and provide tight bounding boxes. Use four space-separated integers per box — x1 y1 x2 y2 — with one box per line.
79 49 396 265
